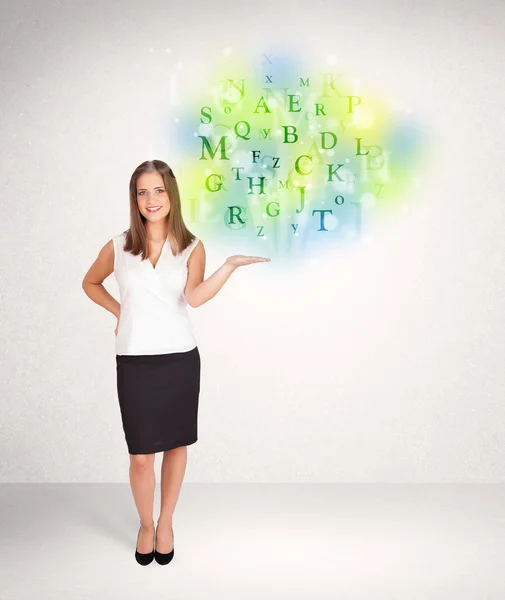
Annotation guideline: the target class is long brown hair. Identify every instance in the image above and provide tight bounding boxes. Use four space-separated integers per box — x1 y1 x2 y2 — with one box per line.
122 159 196 259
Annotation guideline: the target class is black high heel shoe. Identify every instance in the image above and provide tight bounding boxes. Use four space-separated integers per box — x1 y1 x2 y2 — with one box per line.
135 525 155 566
154 525 174 565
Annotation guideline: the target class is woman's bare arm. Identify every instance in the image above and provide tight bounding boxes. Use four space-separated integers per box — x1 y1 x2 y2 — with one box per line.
184 240 270 308
81 239 121 319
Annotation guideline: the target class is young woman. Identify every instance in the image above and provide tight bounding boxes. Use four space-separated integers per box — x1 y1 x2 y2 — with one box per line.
82 159 270 565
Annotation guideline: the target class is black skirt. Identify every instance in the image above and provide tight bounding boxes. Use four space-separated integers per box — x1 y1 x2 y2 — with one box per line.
115 346 201 455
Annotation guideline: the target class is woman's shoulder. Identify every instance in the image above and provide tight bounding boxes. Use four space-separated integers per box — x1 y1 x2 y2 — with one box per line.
113 230 128 241
181 235 201 254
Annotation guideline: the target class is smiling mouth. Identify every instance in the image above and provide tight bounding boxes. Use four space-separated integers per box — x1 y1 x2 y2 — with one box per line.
146 206 162 213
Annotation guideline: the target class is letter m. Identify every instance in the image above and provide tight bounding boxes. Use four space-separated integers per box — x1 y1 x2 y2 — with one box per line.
199 135 229 160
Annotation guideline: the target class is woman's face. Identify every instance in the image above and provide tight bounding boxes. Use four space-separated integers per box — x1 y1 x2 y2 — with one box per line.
136 171 170 221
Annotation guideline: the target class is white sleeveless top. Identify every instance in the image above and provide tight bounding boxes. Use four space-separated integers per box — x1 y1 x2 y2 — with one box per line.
112 231 200 355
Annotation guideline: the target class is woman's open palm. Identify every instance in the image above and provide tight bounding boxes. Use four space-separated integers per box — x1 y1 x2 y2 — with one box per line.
225 254 271 268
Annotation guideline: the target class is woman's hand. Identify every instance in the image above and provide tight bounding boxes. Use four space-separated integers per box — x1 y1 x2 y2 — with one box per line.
225 255 271 269
114 309 121 337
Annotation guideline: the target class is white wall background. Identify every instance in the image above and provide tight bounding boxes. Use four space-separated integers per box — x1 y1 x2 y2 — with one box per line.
1 0 504 482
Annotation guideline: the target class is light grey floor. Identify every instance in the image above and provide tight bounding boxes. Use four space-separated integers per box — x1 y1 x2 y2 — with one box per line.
1 483 504 599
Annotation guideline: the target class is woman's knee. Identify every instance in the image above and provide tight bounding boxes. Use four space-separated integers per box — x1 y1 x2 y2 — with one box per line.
129 453 155 468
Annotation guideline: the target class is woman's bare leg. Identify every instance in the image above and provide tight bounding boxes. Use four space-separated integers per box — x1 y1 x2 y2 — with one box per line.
156 445 188 552
129 453 156 552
